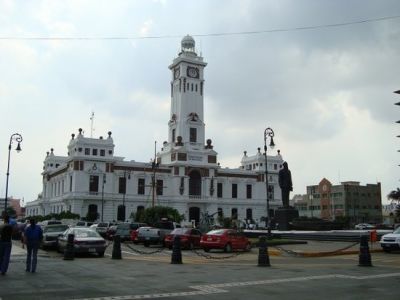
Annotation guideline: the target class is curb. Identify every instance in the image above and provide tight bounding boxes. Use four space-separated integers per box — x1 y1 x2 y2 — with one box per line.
271 248 383 257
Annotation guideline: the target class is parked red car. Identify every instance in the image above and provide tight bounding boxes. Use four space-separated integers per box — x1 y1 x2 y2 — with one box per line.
164 228 202 249
200 229 251 253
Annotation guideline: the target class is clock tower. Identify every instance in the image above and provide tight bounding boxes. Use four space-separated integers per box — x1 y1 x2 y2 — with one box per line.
159 35 217 168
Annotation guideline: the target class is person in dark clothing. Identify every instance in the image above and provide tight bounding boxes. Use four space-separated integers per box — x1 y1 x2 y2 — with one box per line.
24 218 43 273
278 161 293 208
0 215 13 275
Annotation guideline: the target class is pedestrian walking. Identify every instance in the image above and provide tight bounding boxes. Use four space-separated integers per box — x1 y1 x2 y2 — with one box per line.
24 218 43 273
0 215 13 275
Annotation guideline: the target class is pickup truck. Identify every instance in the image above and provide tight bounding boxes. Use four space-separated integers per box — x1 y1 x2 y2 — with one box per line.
136 221 180 247
380 226 400 252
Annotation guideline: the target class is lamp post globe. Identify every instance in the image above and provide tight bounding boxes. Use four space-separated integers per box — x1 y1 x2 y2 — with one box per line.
4 133 23 213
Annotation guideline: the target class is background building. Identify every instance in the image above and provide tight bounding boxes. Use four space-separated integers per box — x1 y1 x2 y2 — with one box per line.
25 36 284 225
294 178 382 224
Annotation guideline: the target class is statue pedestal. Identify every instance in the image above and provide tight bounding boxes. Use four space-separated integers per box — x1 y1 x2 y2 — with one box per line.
275 207 299 231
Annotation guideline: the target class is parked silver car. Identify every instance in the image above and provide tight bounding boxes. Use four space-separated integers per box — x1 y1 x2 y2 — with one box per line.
57 227 107 257
41 224 69 249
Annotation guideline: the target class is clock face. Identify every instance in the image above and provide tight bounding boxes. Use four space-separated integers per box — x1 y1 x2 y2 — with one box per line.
187 66 199 78
174 68 180 79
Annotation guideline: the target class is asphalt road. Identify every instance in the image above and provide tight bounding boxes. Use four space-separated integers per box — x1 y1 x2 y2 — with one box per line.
1 241 399 300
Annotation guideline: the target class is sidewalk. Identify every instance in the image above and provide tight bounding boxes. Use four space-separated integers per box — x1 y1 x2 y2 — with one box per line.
11 242 26 256
269 240 382 257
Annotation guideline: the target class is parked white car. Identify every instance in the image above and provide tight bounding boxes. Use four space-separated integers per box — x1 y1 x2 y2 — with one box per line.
354 223 375 230
380 226 400 252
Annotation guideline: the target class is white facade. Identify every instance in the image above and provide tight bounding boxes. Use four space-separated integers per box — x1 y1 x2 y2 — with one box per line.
26 36 284 225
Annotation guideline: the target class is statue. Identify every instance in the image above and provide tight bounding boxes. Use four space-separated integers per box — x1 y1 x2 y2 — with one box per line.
278 161 293 208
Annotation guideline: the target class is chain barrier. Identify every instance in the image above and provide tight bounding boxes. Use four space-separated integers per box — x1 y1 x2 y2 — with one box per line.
124 242 166 255
190 248 247 260
273 241 360 257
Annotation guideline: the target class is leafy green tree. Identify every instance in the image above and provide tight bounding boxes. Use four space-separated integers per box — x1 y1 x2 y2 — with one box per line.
388 188 400 202
137 206 183 226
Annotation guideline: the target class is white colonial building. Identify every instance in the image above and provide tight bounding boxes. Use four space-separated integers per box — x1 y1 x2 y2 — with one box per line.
26 35 284 225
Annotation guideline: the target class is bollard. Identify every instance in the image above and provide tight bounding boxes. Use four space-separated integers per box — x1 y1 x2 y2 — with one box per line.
112 235 122 259
171 235 182 264
358 235 372 267
258 235 271 267
63 233 75 260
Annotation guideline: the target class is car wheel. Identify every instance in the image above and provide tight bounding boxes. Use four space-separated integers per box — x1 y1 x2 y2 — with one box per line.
204 248 210 252
98 251 105 257
224 243 232 253
383 248 391 253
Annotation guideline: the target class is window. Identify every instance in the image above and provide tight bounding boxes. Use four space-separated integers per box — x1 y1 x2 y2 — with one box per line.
218 207 223 217
100 149 105 156
69 176 73 192
232 183 238 198
231 208 238 219
268 185 274 200
246 184 252 199
138 178 145 195
172 129 176 143
156 180 164 195
92 149 98 156
89 175 99 193
190 128 197 142
217 183 223 198
85 148 90 155
118 177 126 194
246 208 253 220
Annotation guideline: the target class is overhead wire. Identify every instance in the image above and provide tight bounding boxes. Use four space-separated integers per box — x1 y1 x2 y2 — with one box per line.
0 14 399 41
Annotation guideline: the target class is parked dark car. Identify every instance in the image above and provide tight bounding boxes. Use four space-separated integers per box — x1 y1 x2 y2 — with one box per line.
41 224 69 249
164 228 202 249
57 227 106 257
200 229 251 253
115 222 147 241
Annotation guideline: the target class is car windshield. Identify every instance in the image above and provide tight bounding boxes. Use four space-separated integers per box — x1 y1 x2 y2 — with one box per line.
72 228 101 238
206 229 225 235
170 228 190 235
393 227 400 234
97 222 109 227
117 224 129 230
44 225 68 233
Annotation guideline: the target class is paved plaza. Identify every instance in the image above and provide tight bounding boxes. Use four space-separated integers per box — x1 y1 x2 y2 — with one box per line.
0 241 399 299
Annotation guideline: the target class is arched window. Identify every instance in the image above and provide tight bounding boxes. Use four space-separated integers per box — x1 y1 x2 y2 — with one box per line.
189 170 201 196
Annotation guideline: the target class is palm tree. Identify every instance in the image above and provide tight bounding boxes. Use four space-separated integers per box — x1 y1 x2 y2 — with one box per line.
388 188 400 202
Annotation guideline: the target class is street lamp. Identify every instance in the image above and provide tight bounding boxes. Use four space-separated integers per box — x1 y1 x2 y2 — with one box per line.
4 133 23 213
101 173 106 222
264 127 275 235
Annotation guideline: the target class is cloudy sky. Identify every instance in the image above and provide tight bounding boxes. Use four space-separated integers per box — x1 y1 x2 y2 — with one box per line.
0 0 399 205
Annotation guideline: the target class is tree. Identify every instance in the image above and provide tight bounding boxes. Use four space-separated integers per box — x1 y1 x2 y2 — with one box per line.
137 206 183 226
388 188 400 202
